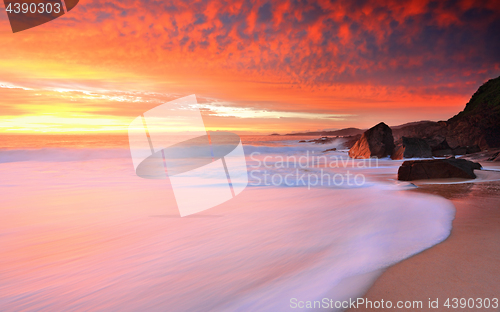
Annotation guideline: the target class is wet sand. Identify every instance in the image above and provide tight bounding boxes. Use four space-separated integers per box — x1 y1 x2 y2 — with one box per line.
349 180 500 311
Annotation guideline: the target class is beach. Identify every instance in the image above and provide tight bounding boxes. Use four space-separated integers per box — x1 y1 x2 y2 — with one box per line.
349 178 500 311
0 135 499 311
2 0 499 309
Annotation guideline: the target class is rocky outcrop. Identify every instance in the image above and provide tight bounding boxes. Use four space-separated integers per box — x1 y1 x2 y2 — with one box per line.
426 137 453 156
456 148 500 162
298 137 336 144
397 158 482 181
349 122 395 159
447 76 500 149
302 137 336 144
488 152 500 161
392 121 447 142
322 148 337 153
426 136 450 151
466 145 481 154
287 127 364 137
342 134 362 149
404 137 432 158
391 145 405 160
452 146 467 155
429 142 481 157
432 149 454 157
391 76 500 151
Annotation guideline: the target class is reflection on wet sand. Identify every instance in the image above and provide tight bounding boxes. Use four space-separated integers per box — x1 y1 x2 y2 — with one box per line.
350 179 500 312
410 180 500 200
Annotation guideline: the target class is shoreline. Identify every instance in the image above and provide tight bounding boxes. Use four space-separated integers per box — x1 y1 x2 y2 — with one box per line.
348 180 500 311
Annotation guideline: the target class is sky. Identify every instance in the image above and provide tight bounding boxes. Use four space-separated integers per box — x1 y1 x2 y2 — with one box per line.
0 0 499 134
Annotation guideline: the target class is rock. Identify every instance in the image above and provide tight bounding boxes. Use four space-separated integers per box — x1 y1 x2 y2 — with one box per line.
452 146 467 155
401 137 432 158
322 148 337 153
432 149 454 157
349 122 395 159
427 137 451 152
307 137 336 144
391 145 405 160
392 121 446 142
446 76 500 149
391 76 500 151
429 138 452 157
466 145 481 154
342 134 362 149
456 148 500 162
397 159 482 181
391 137 432 160
285 128 364 137
298 140 306 143
487 151 500 161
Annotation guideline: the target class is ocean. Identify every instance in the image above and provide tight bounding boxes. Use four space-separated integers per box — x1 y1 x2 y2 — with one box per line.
0 134 459 311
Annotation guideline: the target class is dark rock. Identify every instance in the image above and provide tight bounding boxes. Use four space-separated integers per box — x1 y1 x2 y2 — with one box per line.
455 148 500 162
392 121 446 142
452 146 467 155
466 145 481 154
349 122 395 159
307 137 335 144
322 148 337 153
397 159 482 181
447 76 500 149
341 134 362 149
487 151 500 161
427 137 451 151
392 76 500 151
455 147 500 162
298 140 306 143
391 137 432 160
428 137 455 157
432 149 454 157
391 145 405 160
402 137 432 158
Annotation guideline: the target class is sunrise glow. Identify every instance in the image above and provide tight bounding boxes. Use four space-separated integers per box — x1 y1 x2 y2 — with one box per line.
1 0 499 134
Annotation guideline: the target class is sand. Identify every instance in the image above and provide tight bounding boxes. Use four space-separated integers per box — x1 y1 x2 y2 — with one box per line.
348 180 500 311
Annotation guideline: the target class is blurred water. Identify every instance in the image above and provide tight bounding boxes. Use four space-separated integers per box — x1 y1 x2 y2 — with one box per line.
0 135 458 311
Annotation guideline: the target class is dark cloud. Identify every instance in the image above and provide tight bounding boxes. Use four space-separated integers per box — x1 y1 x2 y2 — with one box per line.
257 3 273 23
7 0 499 96
193 13 207 25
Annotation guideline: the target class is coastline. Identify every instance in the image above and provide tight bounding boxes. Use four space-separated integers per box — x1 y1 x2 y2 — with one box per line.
348 178 500 312
1 140 499 311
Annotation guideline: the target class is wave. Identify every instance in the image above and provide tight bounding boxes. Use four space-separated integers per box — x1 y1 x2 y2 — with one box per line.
0 165 455 312
0 148 131 163
243 139 345 155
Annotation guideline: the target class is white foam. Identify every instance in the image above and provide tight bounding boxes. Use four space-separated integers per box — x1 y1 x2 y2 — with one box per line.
0 148 130 163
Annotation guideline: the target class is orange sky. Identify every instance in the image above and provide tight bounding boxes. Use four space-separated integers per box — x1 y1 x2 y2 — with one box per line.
0 0 499 134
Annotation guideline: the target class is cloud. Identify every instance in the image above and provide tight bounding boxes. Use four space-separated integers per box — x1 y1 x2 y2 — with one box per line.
4 0 498 88
0 0 499 133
